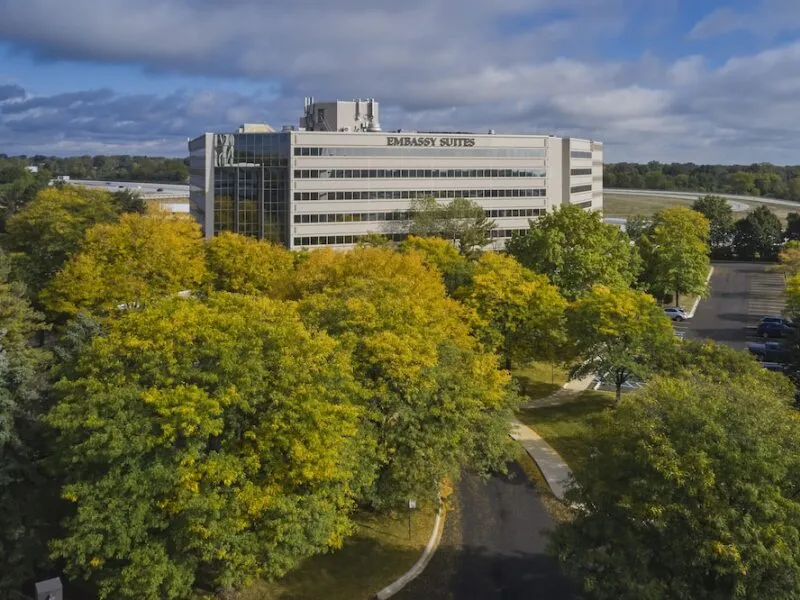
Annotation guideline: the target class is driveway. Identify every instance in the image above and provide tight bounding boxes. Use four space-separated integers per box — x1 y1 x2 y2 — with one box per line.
685 262 786 348
394 463 580 600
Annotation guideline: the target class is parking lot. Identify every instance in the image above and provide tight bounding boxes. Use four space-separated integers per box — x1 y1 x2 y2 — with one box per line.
685 262 787 349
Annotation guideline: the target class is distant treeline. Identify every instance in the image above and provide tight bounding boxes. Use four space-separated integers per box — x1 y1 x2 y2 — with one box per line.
605 162 800 202
0 154 189 183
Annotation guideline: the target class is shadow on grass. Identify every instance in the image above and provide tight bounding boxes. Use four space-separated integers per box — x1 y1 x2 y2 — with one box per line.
241 537 422 600
517 392 615 469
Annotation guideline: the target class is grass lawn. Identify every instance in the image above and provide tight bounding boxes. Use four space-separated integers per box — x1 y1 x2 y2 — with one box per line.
603 193 694 218
604 192 794 223
513 361 569 401
233 506 438 600
517 391 615 469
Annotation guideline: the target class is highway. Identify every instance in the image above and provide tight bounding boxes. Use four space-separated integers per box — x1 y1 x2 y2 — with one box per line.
72 179 189 199
604 188 800 212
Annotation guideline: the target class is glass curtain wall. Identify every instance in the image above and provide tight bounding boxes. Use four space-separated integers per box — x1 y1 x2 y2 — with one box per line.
212 133 290 245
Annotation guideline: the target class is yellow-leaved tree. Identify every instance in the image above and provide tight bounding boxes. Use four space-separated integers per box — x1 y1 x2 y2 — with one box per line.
292 246 518 509
42 213 207 317
205 231 294 298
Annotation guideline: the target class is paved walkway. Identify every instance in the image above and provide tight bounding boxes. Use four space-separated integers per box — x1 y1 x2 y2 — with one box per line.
520 373 595 408
510 419 573 501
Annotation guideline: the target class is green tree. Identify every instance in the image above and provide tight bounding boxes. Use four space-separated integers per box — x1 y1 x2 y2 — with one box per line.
400 235 474 295
550 375 800 600
48 293 366 599
692 195 734 250
729 170 759 195
732 205 783 260
42 214 207 317
409 197 495 256
3 187 120 297
639 206 710 306
624 215 649 244
0 251 52 595
506 205 640 300
110 189 147 215
205 232 294 298
786 212 800 241
293 247 518 509
457 252 566 369
564 285 676 403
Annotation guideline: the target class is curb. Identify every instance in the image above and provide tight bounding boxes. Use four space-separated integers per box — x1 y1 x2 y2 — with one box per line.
687 266 715 319
372 506 446 600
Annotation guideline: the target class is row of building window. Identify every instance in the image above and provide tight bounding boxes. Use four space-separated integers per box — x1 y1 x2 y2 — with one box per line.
293 168 546 179
292 207 545 224
570 151 593 159
292 228 525 247
570 184 593 194
294 232 408 246
570 168 592 176
293 188 547 201
573 200 593 208
294 146 547 158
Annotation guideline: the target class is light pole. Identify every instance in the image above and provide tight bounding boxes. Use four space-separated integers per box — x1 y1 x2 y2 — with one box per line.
408 499 417 540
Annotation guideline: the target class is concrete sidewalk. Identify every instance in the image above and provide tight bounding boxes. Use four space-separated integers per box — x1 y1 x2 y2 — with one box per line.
521 373 596 409
510 419 573 501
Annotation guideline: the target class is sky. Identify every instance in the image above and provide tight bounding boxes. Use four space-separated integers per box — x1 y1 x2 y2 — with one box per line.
1 0 800 163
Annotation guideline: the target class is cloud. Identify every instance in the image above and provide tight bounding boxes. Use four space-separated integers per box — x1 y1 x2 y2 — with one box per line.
688 0 800 39
1 0 800 163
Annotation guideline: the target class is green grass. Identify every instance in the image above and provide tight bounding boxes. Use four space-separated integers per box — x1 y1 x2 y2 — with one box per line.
604 192 795 223
603 193 695 218
234 506 438 600
517 391 615 468
513 361 569 401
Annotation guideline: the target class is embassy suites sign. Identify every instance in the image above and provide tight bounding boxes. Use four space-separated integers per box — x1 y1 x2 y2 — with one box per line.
386 136 476 147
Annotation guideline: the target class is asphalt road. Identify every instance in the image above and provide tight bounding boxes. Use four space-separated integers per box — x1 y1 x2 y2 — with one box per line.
395 463 579 600
685 262 786 348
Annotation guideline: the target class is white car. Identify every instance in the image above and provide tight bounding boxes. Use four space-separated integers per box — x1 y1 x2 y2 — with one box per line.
664 307 690 321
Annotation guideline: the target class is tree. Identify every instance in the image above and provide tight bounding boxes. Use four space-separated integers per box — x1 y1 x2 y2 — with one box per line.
692 195 734 251
786 212 800 241
48 293 367 599
293 247 518 509
732 205 783 261
0 251 52 595
564 285 676 403
42 214 207 318
457 252 566 369
400 235 474 295
205 232 294 298
3 187 120 297
110 189 147 215
409 197 495 256
729 170 759 195
549 375 800 600
506 205 641 300
773 240 800 280
639 206 710 306
624 215 649 244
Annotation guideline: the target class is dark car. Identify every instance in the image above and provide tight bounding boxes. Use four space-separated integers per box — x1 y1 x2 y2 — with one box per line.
157 187 164 192
757 321 795 338
759 316 794 328
748 341 790 363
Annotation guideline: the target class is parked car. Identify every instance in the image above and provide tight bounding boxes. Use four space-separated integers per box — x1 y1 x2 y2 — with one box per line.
748 341 790 363
664 307 690 321
157 187 164 192
762 362 787 372
118 185 124 188
757 321 795 338
759 316 794 327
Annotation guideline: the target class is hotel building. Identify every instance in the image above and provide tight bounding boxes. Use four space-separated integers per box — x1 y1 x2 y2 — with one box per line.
189 98 603 249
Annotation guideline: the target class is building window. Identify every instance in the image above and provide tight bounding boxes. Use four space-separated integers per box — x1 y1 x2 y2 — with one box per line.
292 189 546 202
573 200 593 208
570 184 592 194
570 150 592 159
293 146 547 158
570 168 592 176
292 168 546 179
